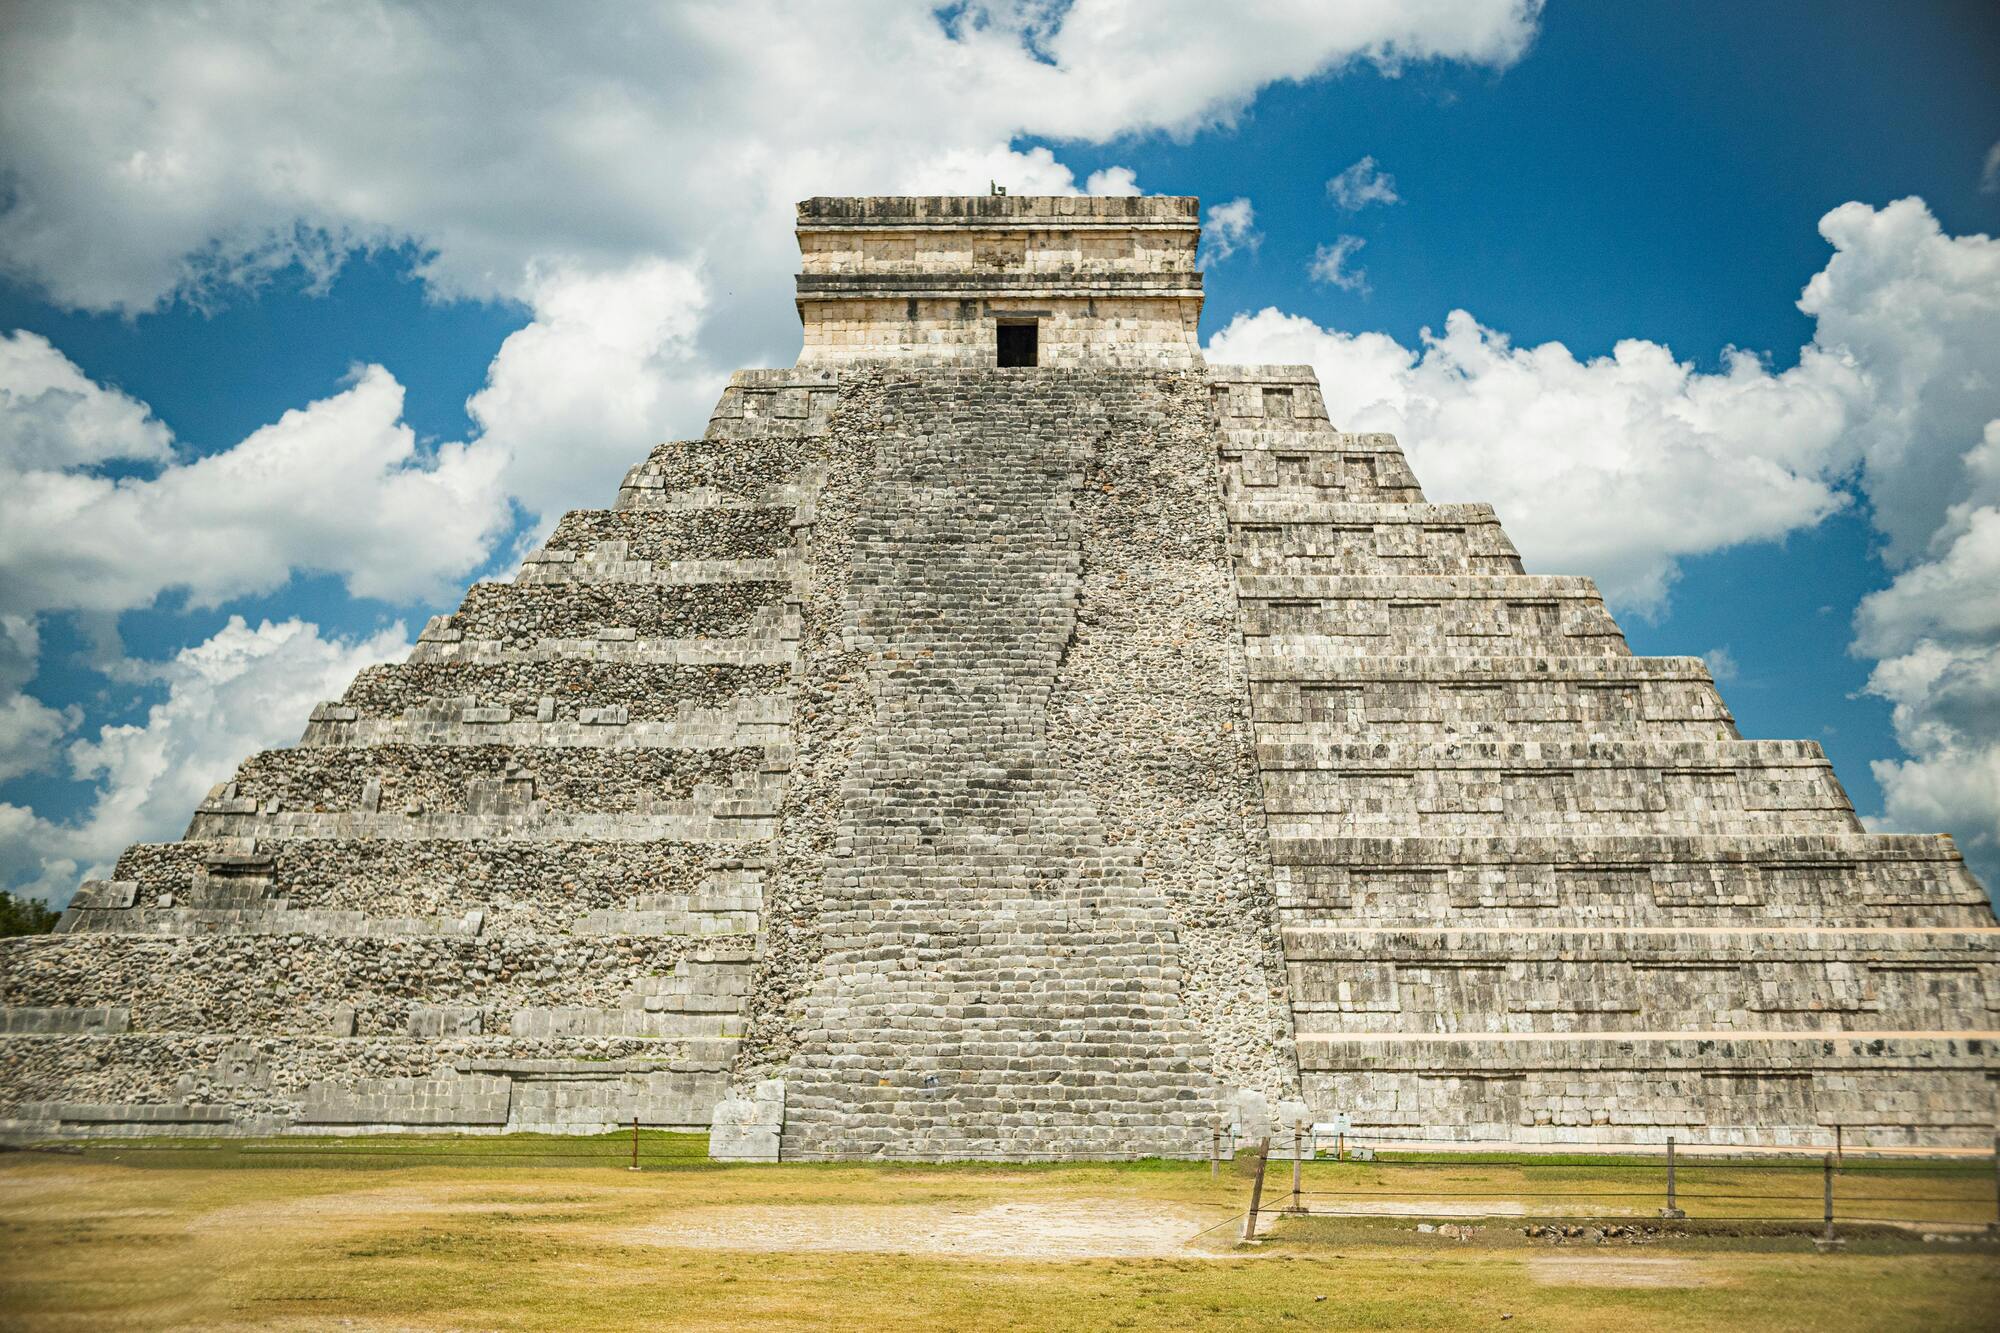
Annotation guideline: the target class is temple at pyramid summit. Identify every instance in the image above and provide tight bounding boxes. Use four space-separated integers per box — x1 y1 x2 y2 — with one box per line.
2 194 1995 1157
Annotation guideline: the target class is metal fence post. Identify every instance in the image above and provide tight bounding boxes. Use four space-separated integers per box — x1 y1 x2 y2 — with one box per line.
1241 1137 1271 1242
1991 1133 1999 1233
1290 1121 1304 1213
1211 1123 1221 1178
1822 1153 1836 1246
629 1116 640 1171
1660 1135 1686 1219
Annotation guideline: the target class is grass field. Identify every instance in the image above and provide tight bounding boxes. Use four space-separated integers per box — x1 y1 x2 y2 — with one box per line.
1 1135 1995 1331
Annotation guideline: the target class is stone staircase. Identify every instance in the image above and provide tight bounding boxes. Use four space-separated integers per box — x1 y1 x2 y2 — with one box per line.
1214 364 2000 1149
779 369 1230 1159
6 351 1991 1153
0 369 837 1137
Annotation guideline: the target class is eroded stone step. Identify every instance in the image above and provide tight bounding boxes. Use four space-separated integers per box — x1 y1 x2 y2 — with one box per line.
407 618 799 669
0 1042 737 1135
1250 654 1734 742
1222 448 1425 504
1282 925 1999 1034
1260 739 1856 835
301 694 792 752
1269 831 1988 928
1208 366 1333 425
333 659 791 727
1239 575 1628 655
1294 1032 2000 1149
1228 500 1524 575
514 555 802 589
212 744 774 823
182 802 779 845
78 837 767 929
1 934 752 1040
432 578 793 647
541 505 799 565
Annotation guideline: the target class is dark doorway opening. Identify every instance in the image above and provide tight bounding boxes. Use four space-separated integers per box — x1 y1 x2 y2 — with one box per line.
997 320 1038 367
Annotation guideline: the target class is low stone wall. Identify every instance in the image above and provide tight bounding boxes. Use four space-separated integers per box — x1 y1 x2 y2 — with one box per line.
544 506 796 563
445 580 790 646
1300 1035 1999 1148
339 660 788 722
2 931 741 1037
1271 834 1991 928
228 745 765 816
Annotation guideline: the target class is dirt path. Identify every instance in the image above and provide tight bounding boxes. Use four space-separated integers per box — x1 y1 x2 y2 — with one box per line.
1527 1255 1716 1288
1299 1198 1532 1218
616 1197 1231 1260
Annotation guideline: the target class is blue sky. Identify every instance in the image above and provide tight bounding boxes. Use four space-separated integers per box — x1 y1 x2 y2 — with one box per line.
1 1 1997 899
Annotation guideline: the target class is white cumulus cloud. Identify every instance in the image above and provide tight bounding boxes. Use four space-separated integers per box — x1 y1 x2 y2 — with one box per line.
1856 424 2000 879
0 1 1540 321
1326 156 1401 211
1309 235 1370 292
1084 166 1143 197
1208 196 2000 888
0 0 1549 900
467 259 729 525
0 616 411 907
1207 306 1856 612
1202 197 1259 267
0 693 78 785
1701 646 1740 684
0 334 513 618
0 330 170 469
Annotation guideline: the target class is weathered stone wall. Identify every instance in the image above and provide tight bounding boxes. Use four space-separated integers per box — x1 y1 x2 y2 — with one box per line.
793 195 1205 370
0 372 814 1137
1046 371 1296 1104
543 507 795 562
444 580 788 646
338 660 787 723
1214 361 1999 1149
1271 835 1993 928
797 296 1203 369
5 197 1991 1156
90 835 766 938
776 368 1246 1158
2 932 743 1038
228 745 762 816
1303 1036 1994 1148
726 371 878 1078
5 1035 733 1133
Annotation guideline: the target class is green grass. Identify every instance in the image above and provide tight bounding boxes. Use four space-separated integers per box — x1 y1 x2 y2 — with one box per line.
1 1140 1995 1331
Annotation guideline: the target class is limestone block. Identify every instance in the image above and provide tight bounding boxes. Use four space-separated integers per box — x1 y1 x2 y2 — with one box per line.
5 201 1994 1161
0 1006 130 1034
408 1006 483 1039
1230 1088 1274 1140
710 1078 785 1161
69 880 137 910
298 1074 511 1127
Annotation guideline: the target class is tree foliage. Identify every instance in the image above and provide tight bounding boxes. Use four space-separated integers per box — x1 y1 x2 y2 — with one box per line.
0 890 60 937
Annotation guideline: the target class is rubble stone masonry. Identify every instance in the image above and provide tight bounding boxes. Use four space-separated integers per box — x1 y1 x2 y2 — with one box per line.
1 197 1991 1152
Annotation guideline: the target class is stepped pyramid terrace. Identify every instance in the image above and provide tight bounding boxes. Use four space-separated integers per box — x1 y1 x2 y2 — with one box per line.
1 194 1994 1158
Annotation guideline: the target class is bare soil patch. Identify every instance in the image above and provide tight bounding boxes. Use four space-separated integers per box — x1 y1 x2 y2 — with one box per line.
618 1197 1226 1260
1303 1197 1531 1218
1526 1255 1716 1288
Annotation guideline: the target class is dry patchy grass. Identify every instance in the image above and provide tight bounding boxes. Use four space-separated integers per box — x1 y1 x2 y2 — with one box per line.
0 1140 1994 1331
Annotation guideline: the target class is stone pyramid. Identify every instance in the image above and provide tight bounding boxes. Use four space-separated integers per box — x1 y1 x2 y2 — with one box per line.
1 195 1992 1155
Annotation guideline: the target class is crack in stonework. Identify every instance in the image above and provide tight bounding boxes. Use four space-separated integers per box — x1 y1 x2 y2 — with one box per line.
779 369 1227 1159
